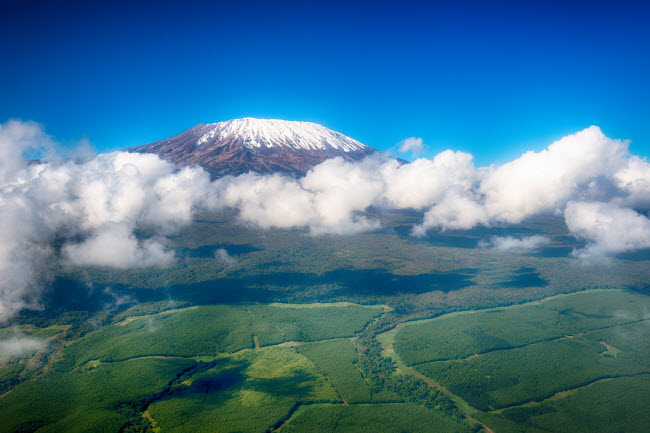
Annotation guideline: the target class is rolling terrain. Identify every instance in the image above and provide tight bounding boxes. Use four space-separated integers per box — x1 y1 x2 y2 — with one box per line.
0 211 649 432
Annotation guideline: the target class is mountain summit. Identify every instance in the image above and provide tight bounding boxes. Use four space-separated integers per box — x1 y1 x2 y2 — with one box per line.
129 118 376 176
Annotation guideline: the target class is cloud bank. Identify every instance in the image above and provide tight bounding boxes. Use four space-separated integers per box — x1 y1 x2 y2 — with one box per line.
1 120 649 321
0 122 222 321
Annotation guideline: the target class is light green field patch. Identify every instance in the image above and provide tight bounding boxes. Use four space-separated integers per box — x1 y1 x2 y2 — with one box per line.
598 340 620 358
148 346 339 433
114 306 199 326
63 303 384 368
142 411 161 433
298 339 401 404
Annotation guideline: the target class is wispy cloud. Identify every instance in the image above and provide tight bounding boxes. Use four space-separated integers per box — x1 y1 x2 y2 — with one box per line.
215 248 238 265
0 331 46 358
397 137 424 155
479 235 551 250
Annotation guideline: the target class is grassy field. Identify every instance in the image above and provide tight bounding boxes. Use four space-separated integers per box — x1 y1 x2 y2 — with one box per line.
0 302 387 433
0 357 196 433
394 289 650 365
381 289 650 431
497 374 650 433
417 321 650 410
279 403 475 433
399 290 650 411
60 303 383 368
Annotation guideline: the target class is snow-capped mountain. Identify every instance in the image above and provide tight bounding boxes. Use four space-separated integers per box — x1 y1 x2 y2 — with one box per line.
129 118 376 176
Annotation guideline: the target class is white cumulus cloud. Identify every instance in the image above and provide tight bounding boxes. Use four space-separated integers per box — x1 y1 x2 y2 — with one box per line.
564 201 650 258
480 126 629 224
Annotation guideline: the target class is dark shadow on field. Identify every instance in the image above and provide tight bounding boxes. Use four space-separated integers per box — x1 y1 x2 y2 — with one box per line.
20 277 136 319
154 358 317 404
175 243 262 258
499 267 549 288
130 358 251 411
629 285 650 296
165 267 478 305
318 268 476 295
183 360 248 395
247 371 318 399
501 404 557 424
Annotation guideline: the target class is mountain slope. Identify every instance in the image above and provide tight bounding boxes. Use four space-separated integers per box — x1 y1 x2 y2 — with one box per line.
129 118 377 176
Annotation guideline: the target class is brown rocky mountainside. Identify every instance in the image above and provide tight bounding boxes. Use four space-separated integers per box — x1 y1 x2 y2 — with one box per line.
128 118 377 177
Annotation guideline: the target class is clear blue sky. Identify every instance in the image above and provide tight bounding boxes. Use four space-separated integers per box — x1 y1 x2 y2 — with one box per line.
1 0 649 165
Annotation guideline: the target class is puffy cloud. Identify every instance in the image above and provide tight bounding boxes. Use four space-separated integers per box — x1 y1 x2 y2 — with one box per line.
62 224 175 268
217 157 384 235
398 137 424 155
413 189 489 235
382 150 478 209
613 155 650 207
479 235 551 250
480 126 629 223
301 157 385 234
564 201 650 258
218 172 316 229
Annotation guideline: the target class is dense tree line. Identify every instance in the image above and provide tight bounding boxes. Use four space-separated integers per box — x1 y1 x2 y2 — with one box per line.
354 315 461 417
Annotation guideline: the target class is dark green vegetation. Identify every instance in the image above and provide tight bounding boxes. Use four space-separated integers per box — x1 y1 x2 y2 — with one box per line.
498 375 650 433
394 290 649 364
0 357 197 433
386 290 650 432
1 212 649 432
